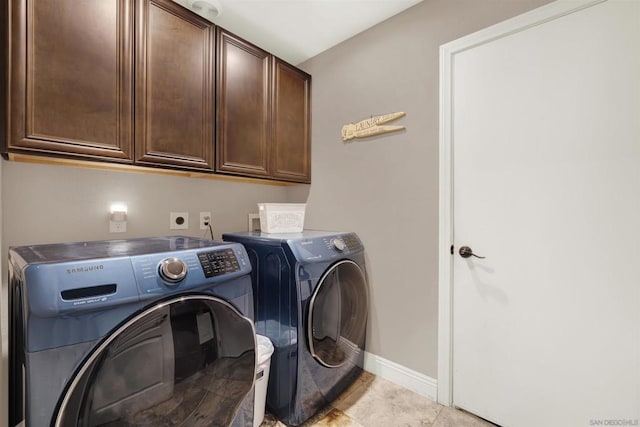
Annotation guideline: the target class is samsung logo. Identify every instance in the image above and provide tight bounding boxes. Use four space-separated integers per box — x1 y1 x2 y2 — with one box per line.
66 265 104 274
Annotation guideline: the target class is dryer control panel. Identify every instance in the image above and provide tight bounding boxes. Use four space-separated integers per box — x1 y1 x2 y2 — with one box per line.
290 233 363 263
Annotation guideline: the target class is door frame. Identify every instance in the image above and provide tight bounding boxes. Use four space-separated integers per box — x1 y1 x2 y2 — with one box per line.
436 0 605 406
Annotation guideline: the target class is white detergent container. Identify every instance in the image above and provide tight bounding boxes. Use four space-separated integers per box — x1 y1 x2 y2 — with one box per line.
257 203 306 233
254 334 274 427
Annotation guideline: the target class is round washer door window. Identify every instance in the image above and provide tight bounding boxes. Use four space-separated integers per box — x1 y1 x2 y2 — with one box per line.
54 295 256 427
308 260 368 368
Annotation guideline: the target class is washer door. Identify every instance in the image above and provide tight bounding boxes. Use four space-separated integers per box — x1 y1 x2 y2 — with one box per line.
54 295 255 427
308 260 368 368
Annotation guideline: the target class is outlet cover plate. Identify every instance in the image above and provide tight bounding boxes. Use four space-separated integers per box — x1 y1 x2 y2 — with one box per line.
200 212 211 230
109 220 127 233
170 212 189 230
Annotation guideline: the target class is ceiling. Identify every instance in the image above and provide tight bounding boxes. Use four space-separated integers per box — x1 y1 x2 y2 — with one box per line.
171 0 424 65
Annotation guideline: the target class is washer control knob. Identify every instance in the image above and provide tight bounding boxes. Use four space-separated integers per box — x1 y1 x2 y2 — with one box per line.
159 258 188 283
332 238 346 251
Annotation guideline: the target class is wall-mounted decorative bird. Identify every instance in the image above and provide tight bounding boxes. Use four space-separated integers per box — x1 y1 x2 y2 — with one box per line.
342 111 406 141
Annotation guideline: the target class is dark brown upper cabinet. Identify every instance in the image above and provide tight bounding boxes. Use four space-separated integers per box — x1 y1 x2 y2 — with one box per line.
134 0 214 171
5 0 134 161
216 29 311 183
3 1 310 182
272 58 311 183
215 29 271 178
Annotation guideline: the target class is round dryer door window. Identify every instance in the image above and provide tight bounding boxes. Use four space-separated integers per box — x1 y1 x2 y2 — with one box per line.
54 295 256 427
308 260 368 368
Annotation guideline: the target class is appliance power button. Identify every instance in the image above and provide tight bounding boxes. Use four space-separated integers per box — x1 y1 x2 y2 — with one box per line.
159 258 188 283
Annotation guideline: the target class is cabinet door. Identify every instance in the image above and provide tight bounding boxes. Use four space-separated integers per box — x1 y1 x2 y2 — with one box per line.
272 59 311 183
135 0 214 171
6 0 133 161
216 29 271 178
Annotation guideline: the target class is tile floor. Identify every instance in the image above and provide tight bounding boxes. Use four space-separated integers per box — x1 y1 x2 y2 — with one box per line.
260 371 495 427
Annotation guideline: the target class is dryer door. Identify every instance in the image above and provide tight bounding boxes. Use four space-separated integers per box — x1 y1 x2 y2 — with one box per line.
308 260 368 368
53 295 256 427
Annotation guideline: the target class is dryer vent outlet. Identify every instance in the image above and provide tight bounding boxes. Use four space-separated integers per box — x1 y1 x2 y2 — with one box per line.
170 212 189 230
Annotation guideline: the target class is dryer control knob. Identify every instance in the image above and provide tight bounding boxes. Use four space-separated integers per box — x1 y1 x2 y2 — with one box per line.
332 238 346 251
159 258 188 283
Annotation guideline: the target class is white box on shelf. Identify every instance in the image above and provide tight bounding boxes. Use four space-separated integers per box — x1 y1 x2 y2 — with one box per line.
258 203 306 233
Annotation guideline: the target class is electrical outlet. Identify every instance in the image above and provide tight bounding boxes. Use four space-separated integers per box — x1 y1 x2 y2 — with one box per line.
170 212 189 230
200 212 211 230
109 220 127 233
109 208 127 233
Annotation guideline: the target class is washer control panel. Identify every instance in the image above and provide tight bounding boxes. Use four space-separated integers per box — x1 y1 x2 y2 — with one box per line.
17 237 251 316
197 248 240 278
131 243 249 297
159 257 188 283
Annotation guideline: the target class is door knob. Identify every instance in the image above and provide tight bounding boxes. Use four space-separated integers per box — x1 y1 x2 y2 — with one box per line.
459 246 485 259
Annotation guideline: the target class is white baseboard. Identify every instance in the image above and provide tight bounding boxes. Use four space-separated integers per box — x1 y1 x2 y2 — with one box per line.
363 351 438 401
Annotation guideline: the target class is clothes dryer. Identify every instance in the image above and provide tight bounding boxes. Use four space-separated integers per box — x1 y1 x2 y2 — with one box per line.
9 236 257 427
222 231 368 426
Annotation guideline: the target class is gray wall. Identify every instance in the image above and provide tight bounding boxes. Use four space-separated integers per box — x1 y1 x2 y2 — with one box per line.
299 0 550 378
0 161 298 247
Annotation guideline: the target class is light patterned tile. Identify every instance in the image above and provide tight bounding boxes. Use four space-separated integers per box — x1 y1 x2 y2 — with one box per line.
331 371 376 409
303 408 364 427
261 372 494 427
261 407 362 427
333 376 441 427
432 406 496 427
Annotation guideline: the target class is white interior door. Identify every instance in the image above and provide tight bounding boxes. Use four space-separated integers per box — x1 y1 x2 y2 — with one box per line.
449 1 640 426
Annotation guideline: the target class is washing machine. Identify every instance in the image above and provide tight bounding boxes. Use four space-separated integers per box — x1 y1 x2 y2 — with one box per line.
222 231 369 426
8 236 258 427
